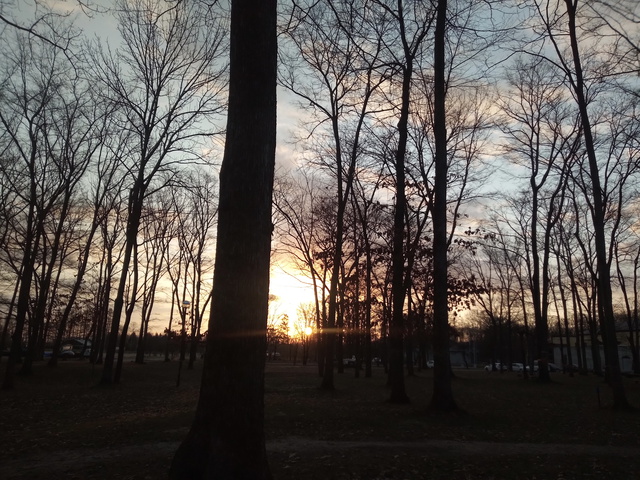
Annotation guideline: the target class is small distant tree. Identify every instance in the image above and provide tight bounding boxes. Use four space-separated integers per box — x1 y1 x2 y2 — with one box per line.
295 302 316 365
267 312 289 360
273 170 338 376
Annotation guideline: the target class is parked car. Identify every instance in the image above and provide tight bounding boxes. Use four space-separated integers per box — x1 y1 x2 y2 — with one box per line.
511 362 525 372
484 362 507 372
532 360 562 372
548 362 561 372
266 351 281 360
343 356 357 367
59 349 76 359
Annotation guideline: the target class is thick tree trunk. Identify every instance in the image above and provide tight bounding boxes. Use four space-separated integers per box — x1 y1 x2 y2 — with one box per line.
429 0 457 412
633 250 640 374
168 0 277 477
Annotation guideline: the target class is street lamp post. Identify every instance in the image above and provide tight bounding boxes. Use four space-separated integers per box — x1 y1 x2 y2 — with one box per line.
176 300 190 387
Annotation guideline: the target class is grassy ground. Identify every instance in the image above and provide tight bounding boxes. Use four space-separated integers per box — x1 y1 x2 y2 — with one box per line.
0 358 639 479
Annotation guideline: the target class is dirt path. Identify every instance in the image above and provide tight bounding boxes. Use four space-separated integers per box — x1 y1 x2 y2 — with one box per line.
2 437 639 478
268 436 640 456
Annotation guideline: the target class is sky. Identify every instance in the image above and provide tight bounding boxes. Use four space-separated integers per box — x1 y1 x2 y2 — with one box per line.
4 0 318 334
4 0 530 336
13 0 638 338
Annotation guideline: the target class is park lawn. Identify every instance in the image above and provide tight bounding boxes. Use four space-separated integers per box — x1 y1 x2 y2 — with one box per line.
0 359 639 479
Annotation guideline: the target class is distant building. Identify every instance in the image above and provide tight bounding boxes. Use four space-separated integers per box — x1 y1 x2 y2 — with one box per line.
550 322 637 373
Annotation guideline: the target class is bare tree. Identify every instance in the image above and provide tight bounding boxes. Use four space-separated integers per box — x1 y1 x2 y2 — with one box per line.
462 228 522 373
349 161 389 377
561 0 628 407
163 190 191 375
90 0 227 385
273 169 334 376
498 56 579 381
296 302 317 365
280 0 388 390
133 193 173 365
429 0 454 410
0 0 83 51
48 106 129 367
0 20 87 388
584 0 640 78
180 170 217 369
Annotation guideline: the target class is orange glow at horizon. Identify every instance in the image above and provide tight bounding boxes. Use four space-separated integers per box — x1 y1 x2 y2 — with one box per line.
269 269 317 335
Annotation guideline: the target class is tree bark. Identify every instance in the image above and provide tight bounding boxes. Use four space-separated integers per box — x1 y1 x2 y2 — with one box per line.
168 0 277 477
429 0 457 412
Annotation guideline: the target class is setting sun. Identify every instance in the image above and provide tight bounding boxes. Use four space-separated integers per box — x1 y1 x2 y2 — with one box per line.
269 268 316 331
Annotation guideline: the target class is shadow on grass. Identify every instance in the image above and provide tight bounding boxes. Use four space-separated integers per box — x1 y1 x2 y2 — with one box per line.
1 360 639 479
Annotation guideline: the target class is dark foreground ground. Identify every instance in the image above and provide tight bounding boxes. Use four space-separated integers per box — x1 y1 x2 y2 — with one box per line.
1 358 639 479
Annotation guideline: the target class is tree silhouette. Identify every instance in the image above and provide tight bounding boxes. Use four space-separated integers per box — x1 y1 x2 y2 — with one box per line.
169 0 277 477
